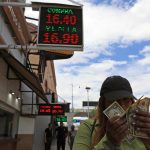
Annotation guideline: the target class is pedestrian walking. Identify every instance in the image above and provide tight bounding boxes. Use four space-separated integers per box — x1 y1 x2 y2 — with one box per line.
68 125 77 150
44 123 52 150
56 122 68 150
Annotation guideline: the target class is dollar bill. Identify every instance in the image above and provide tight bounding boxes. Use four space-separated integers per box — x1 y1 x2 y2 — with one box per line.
126 97 150 139
125 133 135 144
103 101 125 119
103 101 135 143
103 98 150 140
126 104 137 135
121 113 135 144
133 99 150 138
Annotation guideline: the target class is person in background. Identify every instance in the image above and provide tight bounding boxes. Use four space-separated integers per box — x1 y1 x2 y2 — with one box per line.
54 122 59 138
44 123 52 150
73 75 150 150
68 125 77 150
56 122 68 150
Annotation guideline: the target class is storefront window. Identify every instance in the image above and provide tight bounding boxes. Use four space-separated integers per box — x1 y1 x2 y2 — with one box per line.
0 108 13 138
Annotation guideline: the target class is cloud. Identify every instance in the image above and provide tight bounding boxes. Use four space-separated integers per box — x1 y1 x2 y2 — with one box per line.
55 59 128 107
83 0 150 46
140 45 150 54
25 0 150 108
25 0 150 59
137 45 150 65
128 55 138 59
54 0 150 66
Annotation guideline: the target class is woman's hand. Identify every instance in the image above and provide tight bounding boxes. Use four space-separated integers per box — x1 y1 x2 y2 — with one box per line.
106 116 128 146
133 111 150 134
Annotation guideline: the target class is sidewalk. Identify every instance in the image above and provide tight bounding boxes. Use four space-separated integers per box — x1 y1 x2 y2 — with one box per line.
51 136 70 150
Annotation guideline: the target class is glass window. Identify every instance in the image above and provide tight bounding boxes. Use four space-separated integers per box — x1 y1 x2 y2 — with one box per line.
0 108 13 138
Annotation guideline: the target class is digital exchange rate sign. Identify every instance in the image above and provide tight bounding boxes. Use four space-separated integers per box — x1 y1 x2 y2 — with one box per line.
56 116 67 122
38 104 65 115
37 4 83 51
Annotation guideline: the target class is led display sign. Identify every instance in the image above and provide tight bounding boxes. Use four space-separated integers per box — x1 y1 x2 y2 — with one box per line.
56 116 67 122
83 101 99 107
37 4 83 50
38 104 65 115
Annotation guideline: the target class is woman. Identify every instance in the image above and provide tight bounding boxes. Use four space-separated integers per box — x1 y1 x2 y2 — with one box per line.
73 75 150 150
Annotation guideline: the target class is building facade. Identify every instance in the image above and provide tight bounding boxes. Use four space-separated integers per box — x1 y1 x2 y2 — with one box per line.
0 1 74 150
0 0 56 150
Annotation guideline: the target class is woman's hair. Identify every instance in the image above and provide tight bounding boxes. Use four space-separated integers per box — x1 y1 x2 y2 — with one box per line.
91 96 107 148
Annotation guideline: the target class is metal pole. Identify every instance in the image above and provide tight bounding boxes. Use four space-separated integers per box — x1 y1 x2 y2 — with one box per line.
67 0 83 6
0 44 82 51
71 84 74 112
87 90 89 118
85 86 91 118
0 2 32 7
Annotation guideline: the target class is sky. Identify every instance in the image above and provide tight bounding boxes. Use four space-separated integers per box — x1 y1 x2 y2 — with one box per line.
25 0 150 109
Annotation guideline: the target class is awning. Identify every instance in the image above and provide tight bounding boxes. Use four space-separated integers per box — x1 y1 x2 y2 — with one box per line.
0 50 48 103
40 50 74 60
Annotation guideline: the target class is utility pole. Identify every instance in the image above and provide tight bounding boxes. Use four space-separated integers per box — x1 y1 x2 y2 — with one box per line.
71 84 74 112
85 86 91 118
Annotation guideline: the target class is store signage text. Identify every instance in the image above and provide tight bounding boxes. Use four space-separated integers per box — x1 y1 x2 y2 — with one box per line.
37 5 83 47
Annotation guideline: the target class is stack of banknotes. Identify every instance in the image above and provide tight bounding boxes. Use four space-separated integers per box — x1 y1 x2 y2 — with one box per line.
103 97 150 144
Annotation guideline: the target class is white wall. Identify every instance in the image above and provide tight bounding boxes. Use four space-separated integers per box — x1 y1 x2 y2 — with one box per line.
0 58 21 111
33 116 51 150
18 117 35 134
65 112 76 131
0 4 34 143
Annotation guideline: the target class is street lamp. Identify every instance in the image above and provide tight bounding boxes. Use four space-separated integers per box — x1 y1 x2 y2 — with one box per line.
85 86 91 118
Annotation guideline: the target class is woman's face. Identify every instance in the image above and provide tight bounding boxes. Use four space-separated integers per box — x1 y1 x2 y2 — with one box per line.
104 98 134 111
